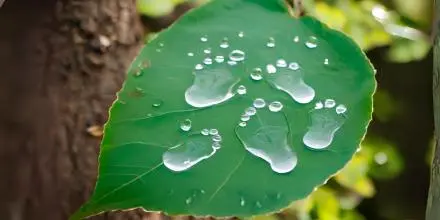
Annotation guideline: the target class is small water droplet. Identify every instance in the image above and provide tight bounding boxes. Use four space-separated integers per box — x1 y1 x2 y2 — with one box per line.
305 36 318 48
180 119 192 132
253 98 266 108
276 59 287 68
195 64 204 70
288 62 300 70
203 57 213 65
250 68 263 81
209 129 219 136
200 189 206 194
239 122 247 127
201 36 208 42
229 50 246 62
152 100 163 108
238 31 245 38
212 134 222 142
336 104 347 114
227 60 238 66
237 85 247 95
374 152 388 165
245 107 257 116
159 43 164 47
269 101 283 112
215 55 225 63
204 48 211 54
256 201 262 208
220 38 229 48
186 197 193 205
241 114 251 122
156 49 162 52
267 37 275 48
132 69 142 77
266 64 277 74
201 129 209 136
240 197 246 206
324 58 329 65
325 99 336 108
315 101 324 109
293 36 299 42
212 142 221 149
188 52 194 57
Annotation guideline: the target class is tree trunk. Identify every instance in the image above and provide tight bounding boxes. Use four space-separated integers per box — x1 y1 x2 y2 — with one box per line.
0 0 147 219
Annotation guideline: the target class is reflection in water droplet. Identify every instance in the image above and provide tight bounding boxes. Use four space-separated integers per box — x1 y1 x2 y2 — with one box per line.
229 50 246 62
201 36 208 42
201 129 209 136
237 85 247 95
215 55 225 63
220 38 230 48
188 52 194 57
209 129 219 136
245 107 257 116
288 62 300 71
241 114 251 122
269 101 283 112
303 101 347 149
267 37 275 48
195 64 204 70
239 122 247 127
294 36 299 42
276 59 287 68
203 57 213 65
180 119 192 132
325 99 336 108
267 63 314 104
266 64 277 74
253 98 266 109
305 36 318 48
336 104 347 114
238 31 245 38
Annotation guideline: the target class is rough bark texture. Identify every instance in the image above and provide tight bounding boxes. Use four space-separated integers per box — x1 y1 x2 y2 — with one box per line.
428 1 440 219
0 0 149 219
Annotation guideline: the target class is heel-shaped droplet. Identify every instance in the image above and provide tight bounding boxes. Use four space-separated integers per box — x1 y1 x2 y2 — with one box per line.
303 100 347 150
236 101 297 173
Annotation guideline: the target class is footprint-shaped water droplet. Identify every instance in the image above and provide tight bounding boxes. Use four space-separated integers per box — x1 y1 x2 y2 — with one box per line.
245 107 257 116
212 134 222 142
229 50 246 62
288 62 300 71
209 129 219 136
276 59 287 68
269 101 283 112
253 98 266 108
215 55 225 63
180 119 192 131
336 104 347 114
241 114 251 122
324 99 336 108
266 64 277 74
236 105 298 173
303 100 347 149
237 85 247 95
201 128 209 136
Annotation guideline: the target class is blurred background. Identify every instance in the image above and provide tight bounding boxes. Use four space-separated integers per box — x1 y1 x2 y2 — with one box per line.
0 0 434 219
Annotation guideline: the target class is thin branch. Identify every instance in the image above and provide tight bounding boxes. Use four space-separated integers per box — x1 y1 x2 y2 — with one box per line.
283 0 304 18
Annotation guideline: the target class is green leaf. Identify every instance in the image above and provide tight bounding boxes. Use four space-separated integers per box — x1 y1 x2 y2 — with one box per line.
72 0 376 219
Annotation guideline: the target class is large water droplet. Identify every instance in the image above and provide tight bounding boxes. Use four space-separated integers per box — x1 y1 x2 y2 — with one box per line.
237 85 247 95
305 36 318 48
303 101 347 149
276 59 287 68
215 55 225 63
267 37 275 48
269 101 283 112
245 107 257 116
220 38 229 49
253 98 266 108
163 134 217 172
180 119 192 131
266 64 277 74
229 50 246 62
250 68 263 81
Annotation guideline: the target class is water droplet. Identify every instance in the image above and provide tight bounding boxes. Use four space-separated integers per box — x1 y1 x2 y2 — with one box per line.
239 122 247 127
324 58 329 65
204 48 211 54
303 101 346 149
288 62 300 70
201 129 209 136
180 119 192 132
186 197 192 205
250 68 263 81
325 99 336 108
188 52 194 57
203 57 213 65
253 98 266 108
212 134 222 142
267 37 275 48
241 114 251 122
201 36 208 42
209 129 219 136
152 100 163 108
336 104 347 114
276 59 287 68
212 142 221 149
293 36 299 42
195 64 204 70
159 43 164 47
215 55 225 63
237 85 247 95
227 60 238 66
156 49 162 52
132 69 143 77
315 101 324 109
374 152 388 165
238 31 245 38
266 64 277 74
240 197 246 206
269 101 283 112
245 107 257 116
229 50 246 62
305 36 318 48
220 38 229 48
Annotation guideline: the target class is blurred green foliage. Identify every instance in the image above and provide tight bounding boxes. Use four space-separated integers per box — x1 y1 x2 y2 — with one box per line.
136 0 430 219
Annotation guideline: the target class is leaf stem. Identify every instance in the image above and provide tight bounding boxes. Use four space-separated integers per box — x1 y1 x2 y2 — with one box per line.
283 0 304 18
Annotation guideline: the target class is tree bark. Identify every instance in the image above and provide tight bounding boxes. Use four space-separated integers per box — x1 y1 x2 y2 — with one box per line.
427 1 440 219
0 0 147 219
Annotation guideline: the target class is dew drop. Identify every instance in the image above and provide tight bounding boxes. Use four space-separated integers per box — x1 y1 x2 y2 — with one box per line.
201 129 209 136
324 99 336 108
200 36 208 42
266 64 277 74
180 119 192 132
305 36 318 48
241 114 251 122
239 122 247 127
215 55 225 63
276 59 287 68
220 38 230 48
269 101 283 112
336 104 347 114
253 98 266 108
245 107 257 116
237 85 247 95
187 52 194 57
250 68 263 81
195 64 204 70
229 50 246 62
288 62 300 70
267 37 275 48
209 129 219 136
238 31 245 38
293 36 299 42
203 57 213 65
